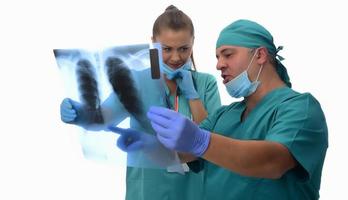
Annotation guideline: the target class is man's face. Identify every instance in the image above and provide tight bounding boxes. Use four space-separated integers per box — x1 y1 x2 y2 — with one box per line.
215 45 256 84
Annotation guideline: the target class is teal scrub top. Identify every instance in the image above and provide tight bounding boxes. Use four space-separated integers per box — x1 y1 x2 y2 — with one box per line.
199 86 328 200
106 69 221 200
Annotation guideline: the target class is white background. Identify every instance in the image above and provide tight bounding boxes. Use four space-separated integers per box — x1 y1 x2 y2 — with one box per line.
0 0 347 199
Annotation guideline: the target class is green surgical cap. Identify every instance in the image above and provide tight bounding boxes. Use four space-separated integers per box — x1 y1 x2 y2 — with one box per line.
216 19 291 87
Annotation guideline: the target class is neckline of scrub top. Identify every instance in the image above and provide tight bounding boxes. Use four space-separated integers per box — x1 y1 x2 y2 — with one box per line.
163 81 193 119
163 81 179 110
240 86 290 123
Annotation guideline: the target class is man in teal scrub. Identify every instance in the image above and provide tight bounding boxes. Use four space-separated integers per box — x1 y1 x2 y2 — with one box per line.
140 19 328 199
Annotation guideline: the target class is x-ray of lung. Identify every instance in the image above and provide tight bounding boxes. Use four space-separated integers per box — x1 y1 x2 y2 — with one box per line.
54 43 183 172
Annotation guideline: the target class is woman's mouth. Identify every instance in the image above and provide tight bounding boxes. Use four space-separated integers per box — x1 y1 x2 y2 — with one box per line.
168 63 183 69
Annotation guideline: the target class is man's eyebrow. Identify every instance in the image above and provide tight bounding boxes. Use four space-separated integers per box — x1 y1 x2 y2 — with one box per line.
221 48 236 54
217 48 235 57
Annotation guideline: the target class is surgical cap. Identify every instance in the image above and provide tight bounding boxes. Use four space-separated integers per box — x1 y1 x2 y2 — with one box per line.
216 19 291 87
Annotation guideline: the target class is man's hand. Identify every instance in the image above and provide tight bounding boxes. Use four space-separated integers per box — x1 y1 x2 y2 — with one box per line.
147 106 210 157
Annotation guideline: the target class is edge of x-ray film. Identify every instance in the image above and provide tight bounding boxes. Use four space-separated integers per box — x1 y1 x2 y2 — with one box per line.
54 43 182 170
126 136 184 173
78 125 184 173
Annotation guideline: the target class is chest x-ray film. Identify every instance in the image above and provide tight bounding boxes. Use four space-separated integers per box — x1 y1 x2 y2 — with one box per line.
54 43 183 172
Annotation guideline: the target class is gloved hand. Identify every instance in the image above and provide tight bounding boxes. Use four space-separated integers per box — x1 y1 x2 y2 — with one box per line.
108 126 157 152
60 98 79 123
60 98 90 125
147 106 211 157
171 69 199 100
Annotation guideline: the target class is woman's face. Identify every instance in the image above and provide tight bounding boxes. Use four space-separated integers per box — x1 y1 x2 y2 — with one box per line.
153 28 194 70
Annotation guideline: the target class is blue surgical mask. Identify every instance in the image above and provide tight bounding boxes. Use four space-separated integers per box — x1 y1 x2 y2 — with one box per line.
162 59 192 80
225 50 263 98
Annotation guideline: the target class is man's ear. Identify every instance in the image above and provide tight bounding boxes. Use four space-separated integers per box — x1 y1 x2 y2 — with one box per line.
256 47 268 64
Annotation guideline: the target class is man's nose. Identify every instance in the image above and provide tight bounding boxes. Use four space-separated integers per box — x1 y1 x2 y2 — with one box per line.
216 58 225 70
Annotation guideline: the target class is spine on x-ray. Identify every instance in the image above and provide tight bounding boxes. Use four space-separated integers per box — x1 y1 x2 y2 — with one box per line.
105 57 147 126
76 59 104 124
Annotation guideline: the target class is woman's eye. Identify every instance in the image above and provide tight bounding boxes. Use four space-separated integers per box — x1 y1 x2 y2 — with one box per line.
179 47 189 52
162 47 171 52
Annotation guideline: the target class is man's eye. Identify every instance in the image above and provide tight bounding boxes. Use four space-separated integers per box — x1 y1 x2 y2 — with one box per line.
223 54 232 58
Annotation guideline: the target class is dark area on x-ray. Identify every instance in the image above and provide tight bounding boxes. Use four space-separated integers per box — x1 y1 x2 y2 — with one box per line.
76 59 104 124
105 57 146 123
149 48 160 79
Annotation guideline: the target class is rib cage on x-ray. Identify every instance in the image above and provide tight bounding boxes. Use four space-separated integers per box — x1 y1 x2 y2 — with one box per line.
76 59 104 124
74 56 147 127
105 57 147 126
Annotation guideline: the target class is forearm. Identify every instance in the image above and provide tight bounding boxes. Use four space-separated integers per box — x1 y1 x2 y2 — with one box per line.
202 133 297 179
189 99 208 123
178 152 197 163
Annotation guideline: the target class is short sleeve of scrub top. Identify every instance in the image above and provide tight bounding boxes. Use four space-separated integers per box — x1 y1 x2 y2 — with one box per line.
265 93 328 181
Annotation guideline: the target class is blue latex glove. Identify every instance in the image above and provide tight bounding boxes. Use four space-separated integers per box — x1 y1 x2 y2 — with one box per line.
108 126 156 152
60 98 78 123
147 106 211 157
171 69 199 100
60 98 90 125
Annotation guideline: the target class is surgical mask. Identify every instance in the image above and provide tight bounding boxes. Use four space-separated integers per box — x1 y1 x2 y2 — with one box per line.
162 59 192 80
225 50 263 98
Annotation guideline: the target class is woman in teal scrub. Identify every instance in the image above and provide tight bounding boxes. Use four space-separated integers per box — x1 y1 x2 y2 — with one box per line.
60 5 221 200
140 19 328 199
120 5 221 200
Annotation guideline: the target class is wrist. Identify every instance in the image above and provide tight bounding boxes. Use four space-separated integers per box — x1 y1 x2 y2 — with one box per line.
192 129 211 157
184 88 199 100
